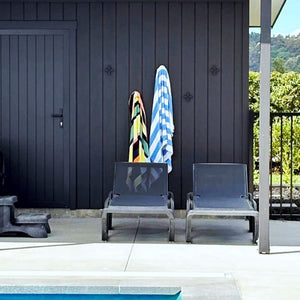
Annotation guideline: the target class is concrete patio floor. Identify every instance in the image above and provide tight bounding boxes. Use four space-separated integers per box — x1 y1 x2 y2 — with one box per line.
0 216 300 299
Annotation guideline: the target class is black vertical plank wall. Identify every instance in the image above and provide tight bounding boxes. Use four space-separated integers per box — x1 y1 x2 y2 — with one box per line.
18 36 28 200
76 3 90 208
27 35 37 203
0 0 249 209
195 3 208 163
182 3 195 207
90 3 103 208
36 35 46 205
221 3 235 162
103 3 116 202
9 36 19 198
234 2 244 163
208 3 221 162
116 3 129 163
44 35 54 205
142 3 155 135
168 3 182 208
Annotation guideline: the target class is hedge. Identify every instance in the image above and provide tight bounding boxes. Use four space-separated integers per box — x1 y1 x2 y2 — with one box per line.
249 71 300 184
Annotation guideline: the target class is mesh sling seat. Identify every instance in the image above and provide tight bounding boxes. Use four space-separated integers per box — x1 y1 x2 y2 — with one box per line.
102 162 175 241
0 196 51 238
186 163 259 243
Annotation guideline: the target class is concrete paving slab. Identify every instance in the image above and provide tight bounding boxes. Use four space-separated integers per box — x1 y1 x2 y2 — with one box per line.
270 219 300 246
0 218 102 244
134 217 173 243
0 243 132 271
1 217 300 299
114 217 255 244
177 218 254 245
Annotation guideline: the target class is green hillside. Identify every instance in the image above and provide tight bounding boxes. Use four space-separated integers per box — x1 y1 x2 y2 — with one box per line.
249 32 300 72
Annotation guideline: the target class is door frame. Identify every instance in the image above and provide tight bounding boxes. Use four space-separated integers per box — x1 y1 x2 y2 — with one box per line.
0 21 77 209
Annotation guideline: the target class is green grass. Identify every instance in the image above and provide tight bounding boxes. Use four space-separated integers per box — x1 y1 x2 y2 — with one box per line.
253 172 300 185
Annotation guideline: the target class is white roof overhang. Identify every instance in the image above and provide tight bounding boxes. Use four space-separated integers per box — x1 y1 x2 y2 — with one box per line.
249 0 286 27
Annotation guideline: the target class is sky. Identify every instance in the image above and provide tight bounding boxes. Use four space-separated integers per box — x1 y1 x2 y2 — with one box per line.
250 0 300 36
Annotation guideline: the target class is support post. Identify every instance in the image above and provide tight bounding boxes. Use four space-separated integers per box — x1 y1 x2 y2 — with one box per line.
259 0 271 254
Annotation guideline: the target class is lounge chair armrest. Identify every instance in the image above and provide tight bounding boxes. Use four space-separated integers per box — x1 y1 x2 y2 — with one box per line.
187 192 194 201
168 191 174 200
186 192 194 213
248 193 257 210
167 191 175 210
104 191 113 208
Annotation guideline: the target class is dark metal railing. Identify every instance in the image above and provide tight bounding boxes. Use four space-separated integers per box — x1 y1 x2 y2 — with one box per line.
250 111 300 219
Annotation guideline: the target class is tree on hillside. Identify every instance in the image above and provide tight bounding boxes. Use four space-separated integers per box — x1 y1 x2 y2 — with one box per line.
249 32 300 72
272 57 286 72
285 55 300 72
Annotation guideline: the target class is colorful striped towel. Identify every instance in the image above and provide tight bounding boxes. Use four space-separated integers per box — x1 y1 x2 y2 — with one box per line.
149 65 174 173
128 91 149 162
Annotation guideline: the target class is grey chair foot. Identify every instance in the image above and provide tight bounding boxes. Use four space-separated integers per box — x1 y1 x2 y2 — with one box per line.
186 232 191 243
249 216 254 233
102 213 108 241
185 216 192 242
253 216 259 243
102 230 108 241
169 218 175 242
107 213 112 230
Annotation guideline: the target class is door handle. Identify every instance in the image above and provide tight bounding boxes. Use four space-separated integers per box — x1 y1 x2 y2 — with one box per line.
51 108 63 128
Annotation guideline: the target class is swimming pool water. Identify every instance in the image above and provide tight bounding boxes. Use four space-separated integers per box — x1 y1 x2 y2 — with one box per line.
0 293 182 300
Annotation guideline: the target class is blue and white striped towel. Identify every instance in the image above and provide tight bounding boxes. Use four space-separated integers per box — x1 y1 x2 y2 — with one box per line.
149 65 174 173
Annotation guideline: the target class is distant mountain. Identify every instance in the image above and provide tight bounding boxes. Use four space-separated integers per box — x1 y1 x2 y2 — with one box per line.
249 32 300 72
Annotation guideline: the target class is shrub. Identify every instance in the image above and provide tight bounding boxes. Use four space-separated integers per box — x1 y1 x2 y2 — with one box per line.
249 71 300 184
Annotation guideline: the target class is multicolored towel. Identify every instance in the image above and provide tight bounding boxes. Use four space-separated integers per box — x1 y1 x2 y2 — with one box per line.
149 65 174 173
128 91 149 162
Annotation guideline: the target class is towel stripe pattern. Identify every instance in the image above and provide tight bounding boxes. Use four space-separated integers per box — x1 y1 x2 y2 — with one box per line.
149 65 174 173
128 91 149 162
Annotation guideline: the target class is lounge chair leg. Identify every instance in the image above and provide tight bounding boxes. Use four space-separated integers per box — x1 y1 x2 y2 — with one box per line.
186 215 192 243
253 215 259 243
107 213 112 230
169 217 175 242
102 211 108 241
249 216 254 232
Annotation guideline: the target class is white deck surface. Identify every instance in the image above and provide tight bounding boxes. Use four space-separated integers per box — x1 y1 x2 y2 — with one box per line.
0 216 300 299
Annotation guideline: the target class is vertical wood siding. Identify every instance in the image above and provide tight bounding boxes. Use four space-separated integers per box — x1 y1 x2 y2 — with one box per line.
0 1 249 208
0 33 66 207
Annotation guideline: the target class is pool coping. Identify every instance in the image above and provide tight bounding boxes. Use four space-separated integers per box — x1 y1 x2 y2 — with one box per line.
0 271 239 299
0 285 181 295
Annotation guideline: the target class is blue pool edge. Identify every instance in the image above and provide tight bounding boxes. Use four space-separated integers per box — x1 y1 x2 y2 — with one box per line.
0 285 181 296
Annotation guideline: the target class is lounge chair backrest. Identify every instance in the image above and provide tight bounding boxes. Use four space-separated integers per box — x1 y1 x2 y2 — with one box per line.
113 162 168 196
193 163 248 198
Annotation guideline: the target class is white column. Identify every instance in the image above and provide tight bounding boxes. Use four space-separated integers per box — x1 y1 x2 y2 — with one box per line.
259 0 271 254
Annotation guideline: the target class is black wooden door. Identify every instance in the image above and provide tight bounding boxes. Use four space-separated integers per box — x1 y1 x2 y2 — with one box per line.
0 29 71 208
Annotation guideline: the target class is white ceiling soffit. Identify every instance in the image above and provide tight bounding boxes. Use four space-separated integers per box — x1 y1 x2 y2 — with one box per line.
249 0 286 27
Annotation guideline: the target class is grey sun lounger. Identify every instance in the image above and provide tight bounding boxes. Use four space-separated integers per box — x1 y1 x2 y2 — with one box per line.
0 195 51 238
102 162 175 241
186 163 259 243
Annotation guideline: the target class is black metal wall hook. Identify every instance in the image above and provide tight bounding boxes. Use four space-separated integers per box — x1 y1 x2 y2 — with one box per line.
209 65 220 76
104 65 114 75
183 92 193 102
